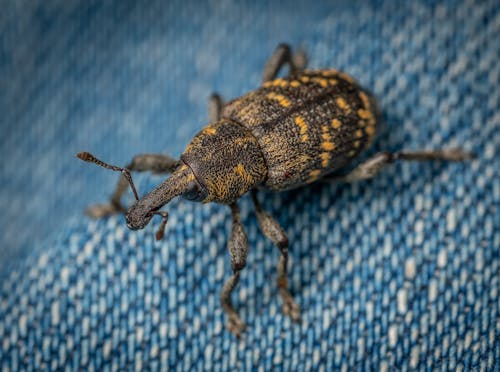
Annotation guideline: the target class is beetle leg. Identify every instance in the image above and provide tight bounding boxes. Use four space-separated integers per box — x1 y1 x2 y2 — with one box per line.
325 149 474 183
262 43 308 83
292 46 308 72
251 191 300 322
208 93 224 122
86 154 179 218
220 202 248 336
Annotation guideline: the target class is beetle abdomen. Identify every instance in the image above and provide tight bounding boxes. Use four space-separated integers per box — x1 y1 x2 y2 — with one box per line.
222 69 380 191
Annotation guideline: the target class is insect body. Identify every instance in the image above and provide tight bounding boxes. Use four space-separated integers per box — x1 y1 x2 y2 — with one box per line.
78 44 473 336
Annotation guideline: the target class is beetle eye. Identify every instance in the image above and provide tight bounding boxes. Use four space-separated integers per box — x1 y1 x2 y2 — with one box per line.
183 180 206 201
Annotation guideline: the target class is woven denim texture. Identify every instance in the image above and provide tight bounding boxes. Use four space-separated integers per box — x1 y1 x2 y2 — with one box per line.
1 0 499 370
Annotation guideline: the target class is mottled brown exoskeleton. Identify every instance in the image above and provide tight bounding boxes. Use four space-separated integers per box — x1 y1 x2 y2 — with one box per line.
77 44 473 336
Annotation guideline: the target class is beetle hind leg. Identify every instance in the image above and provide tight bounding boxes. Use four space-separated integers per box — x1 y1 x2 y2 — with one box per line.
86 153 179 218
325 148 474 183
251 191 300 322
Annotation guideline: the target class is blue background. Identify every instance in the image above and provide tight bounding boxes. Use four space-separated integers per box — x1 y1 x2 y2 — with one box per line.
1 0 498 370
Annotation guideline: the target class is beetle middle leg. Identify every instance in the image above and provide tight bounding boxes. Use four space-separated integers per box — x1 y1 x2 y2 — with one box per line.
262 43 308 83
251 191 301 322
326 149 474 183
86 153 178 218
220 202 248 336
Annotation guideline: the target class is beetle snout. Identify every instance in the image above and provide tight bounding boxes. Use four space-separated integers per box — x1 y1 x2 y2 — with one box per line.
125 207 152 231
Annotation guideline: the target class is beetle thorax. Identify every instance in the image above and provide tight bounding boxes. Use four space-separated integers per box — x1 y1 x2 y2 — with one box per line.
181 120 268 204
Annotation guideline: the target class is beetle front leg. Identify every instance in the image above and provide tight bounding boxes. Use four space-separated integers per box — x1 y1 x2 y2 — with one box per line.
251 191 300 322
86 153 179 218
262 43 308 83
325 149 474 183
220 203 248 336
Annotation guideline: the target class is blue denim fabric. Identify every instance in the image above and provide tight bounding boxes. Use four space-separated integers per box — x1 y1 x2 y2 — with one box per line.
1 0 498 370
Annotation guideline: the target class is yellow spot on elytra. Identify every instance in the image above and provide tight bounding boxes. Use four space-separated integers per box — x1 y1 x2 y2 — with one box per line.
365 125 376 136
300 76 310 83
321 125 335 151
319 69 354 83
321 69 339 77
358 108 376 128
336 97 350 112
264 79 289 88
354 141 361 148
359 92 371 109
294 116 309 142
322 142 335 151
348 150 357 157
321 153 330 167
331 118 342 129
273 78 289 87
355 129 364 138
311 77 329 88
308 169 321 181
290 80 301 87
204 127 217 135
357 109 373 120
295 116 307 130
266 92 291 107
338 72 355 84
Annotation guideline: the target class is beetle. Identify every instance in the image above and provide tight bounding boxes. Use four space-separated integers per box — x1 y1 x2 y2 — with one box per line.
77 44 473 336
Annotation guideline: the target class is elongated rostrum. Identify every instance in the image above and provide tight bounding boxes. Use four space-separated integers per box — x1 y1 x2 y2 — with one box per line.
78 44 473 336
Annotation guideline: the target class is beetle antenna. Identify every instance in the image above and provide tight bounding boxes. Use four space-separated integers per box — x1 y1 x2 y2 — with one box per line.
77 152 140 201
154 211 169 240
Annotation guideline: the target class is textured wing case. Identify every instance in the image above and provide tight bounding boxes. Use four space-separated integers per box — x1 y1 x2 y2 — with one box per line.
221 69 380 191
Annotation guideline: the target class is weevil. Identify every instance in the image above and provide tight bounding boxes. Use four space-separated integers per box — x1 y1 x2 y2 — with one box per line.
77 44 473 336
